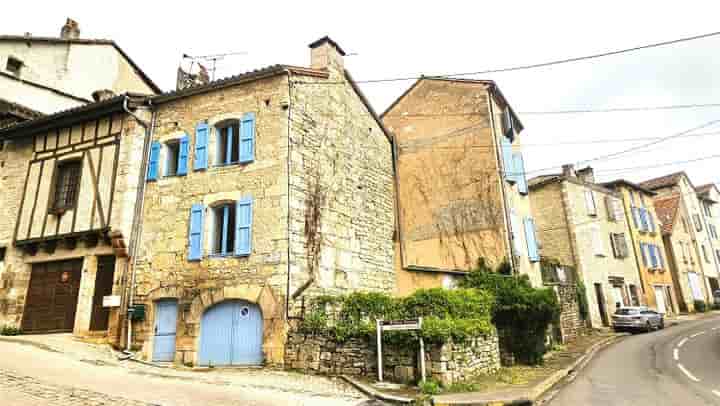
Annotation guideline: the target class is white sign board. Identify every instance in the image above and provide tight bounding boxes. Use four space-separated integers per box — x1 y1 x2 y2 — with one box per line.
103 295 121 308
381 321 421 331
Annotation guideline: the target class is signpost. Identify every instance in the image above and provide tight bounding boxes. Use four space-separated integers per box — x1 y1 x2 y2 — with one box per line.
376 318 426 383
102 295 121 308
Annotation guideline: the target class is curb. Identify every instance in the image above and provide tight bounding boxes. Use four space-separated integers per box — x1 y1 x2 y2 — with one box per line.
339 375 415 404
432 333 628 406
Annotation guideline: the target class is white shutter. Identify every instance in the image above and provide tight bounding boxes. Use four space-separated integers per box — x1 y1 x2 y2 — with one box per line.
585 189 597 216
605 196 616 221
609 233 618 257
618 234 628 258
614 199 625 223
592 226 604 256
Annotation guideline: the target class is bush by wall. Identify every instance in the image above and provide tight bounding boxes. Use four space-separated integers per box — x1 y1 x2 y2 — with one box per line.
694 300 708 313
0 325 21 336
460 259 561 365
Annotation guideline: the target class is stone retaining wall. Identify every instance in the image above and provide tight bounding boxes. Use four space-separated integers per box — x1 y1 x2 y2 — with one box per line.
553 284 586 343
285 331 500 386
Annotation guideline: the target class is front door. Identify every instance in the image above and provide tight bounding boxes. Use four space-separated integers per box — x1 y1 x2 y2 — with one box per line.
89 256 116 331
22 259 83 333
654 286 667 314
152 299 178 362
664 286 675 315
198 300 263 366
594 283 609 326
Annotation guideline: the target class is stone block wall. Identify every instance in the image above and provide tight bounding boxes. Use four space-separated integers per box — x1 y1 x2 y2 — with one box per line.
552 283 585 343
284 331 500 386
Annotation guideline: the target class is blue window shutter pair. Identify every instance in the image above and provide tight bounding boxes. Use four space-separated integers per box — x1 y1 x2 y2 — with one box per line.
188 203 205 261
513 153 528 194
147 141 161 181
524 217 540 262
177 135 190 176
501 136 514 182
648 244 658 268
235 198 253 256
239 113 256 163
195 123 209 170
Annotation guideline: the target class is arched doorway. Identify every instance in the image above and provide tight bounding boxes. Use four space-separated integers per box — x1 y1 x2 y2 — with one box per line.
198 300 263 366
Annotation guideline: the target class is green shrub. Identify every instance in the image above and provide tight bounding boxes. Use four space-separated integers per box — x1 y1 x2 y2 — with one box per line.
460 259 560 365
419 379 442 395
694 300 708 313
0 325 21 336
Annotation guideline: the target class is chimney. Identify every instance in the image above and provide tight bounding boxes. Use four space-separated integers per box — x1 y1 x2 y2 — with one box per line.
309 36 346 73
60 18 80 40
576 166 595 184
561 164 576 178
92 89 115 102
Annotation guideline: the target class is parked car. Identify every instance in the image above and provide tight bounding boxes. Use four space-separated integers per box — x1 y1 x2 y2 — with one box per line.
612 306 664 333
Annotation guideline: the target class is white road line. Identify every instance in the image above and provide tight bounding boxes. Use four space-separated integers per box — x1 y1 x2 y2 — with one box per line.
712 327 720 331
713 390 720 398
678 337 688 348
690 331 706 338
673 348 679 361
677 363 701 382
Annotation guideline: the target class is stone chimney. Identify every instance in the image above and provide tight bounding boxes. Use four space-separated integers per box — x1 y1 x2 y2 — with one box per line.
60 18 80 40
561 164 576 178
92 89 115 102
576 166 595 184
309 36 346 73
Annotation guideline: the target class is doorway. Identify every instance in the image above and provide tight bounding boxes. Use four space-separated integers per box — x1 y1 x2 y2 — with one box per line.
89 256 116 331
21 259 83 333
594 283 609 326
654 286 667 314
152 299 178 362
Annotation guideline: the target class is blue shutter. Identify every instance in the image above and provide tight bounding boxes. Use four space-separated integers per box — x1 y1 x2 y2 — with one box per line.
524 217 539 262
514 153 528 194
194 123 209 170
501 136 514 182
510 210 521 255
235 197 253 256
631 207 639 229
239 113 256 163
177 135 189 176
147 141 161 181
188 204 205 261
647 210 656 232
649 244 658 268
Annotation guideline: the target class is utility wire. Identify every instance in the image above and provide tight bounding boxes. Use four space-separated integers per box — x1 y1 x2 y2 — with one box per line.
296 29 720 85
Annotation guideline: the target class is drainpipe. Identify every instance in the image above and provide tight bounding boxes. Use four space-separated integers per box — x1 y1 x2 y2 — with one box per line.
392 136 407 271
486 87 515 273
122 96 155 351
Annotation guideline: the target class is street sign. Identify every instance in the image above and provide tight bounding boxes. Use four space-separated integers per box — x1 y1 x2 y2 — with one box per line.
377 318 426 383
380 319 421 331
102 295 121 307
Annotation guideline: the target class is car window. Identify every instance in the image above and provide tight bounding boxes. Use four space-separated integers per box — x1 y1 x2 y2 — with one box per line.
615 308 640 315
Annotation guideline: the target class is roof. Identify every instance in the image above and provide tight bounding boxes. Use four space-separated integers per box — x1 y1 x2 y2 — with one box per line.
528 174 561 188
638 171 689 191
600 179 657 195
528 172 618 196
696 184 714 194
654 195 680 235
696 183 719 202
308 36 346 56
380 77 525 133
0 98 43 121
0 35 161 94
0 71 90 103
0 93 148 139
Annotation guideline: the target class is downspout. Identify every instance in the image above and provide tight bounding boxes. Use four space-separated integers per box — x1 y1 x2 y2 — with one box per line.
487 87 515 273
392 135 407 271
122 96 155 351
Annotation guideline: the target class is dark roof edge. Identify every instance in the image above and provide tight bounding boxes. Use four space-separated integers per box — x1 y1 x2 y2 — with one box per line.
0 98 43 120
343 69 393 144
529 175 620 196
600 179 657 196
308 36 346 56
0 71 91 103
404 265 469 275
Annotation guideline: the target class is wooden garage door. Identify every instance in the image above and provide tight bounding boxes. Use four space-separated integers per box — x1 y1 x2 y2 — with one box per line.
21 259 83 333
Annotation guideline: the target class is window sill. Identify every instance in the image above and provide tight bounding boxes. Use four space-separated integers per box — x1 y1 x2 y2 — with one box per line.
208 253 251 259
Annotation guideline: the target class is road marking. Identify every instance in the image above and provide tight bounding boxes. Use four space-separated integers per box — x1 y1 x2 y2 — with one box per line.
690 331 706 338
713 390 720 398
678 338 688 348
712 327 720 331
673 348 679 361
677 364 701 382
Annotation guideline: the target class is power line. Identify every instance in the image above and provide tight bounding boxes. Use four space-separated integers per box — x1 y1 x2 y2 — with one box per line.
296 29 720 85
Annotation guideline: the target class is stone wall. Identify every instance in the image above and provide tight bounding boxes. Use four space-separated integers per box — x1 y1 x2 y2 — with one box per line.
552 283 585 343
285 331 500 386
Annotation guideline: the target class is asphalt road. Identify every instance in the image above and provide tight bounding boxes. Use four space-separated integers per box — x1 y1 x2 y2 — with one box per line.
549 314 720 405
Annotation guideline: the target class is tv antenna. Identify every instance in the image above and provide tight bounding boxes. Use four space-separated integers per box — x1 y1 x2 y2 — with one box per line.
182 51 248 81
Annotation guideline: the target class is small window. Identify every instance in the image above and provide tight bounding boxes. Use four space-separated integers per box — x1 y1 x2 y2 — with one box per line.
702 244 711 263
165 141 180 176
216 121 241 166
0 246 6 262
210 203 236 255
681 217 689 233
585 189 597 216
629 285 640 306
6 56 22 75
52 160 82 212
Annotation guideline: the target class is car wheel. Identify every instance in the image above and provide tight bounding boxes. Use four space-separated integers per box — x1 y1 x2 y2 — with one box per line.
659 319 665 330
646 321 653 333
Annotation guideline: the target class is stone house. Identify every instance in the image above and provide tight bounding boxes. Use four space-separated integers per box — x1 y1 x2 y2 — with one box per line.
0 94 151 340
0 18 159 128
129 37 395 366
382 78 541 295
695 183 720 290
653 195 708 312
602 179 679 315
529 166 642 329
639 172 720 299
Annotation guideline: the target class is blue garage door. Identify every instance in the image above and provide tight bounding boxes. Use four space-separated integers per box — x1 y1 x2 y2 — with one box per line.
198 300 263 366
152 299 178 362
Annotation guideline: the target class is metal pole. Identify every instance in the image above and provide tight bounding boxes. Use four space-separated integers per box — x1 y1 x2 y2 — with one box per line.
377 319 383 382
419 317 426 383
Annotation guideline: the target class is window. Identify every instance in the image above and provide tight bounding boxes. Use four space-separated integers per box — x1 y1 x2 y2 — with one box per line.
585 189 597 216
502 107 514 139
501 136 514 183
610 233 628 258
51 160 81 212
606 196 623 222
513 153 528 194
704 202 712 217
629 285 640 306
0 246 5 272
693 214 703 232
681 217 689 233
216 121 240 166
523 217 540 262
165 141 180 176
591 225 605 256
6 56 22 75
702 244 710 263
716 249 720 264
211 204 236 256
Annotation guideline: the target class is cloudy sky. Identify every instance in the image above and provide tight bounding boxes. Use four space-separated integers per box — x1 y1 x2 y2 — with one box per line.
4 1 720 187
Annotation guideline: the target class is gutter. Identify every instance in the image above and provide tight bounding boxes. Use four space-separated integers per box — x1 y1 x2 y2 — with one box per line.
122 96 156 351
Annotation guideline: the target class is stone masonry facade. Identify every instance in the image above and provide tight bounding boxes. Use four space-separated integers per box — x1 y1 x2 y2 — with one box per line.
285 331 500 386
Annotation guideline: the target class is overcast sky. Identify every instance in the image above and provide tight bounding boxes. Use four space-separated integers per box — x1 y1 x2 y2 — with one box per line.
4 1 720 187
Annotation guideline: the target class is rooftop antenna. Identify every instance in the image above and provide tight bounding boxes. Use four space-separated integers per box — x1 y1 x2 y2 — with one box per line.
182 51 248 81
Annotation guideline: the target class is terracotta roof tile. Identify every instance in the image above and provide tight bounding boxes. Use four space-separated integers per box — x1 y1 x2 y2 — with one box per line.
638 172 686 190
654 195 680 235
